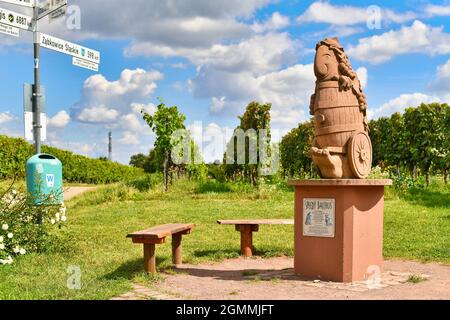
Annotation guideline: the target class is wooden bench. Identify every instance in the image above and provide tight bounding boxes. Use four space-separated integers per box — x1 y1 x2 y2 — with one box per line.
127 223 195 273
217 220 294 258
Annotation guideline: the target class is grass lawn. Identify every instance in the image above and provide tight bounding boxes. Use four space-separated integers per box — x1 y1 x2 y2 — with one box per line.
0 178 448 300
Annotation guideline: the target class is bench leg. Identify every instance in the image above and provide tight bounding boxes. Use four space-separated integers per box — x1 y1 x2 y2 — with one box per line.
172 233 183 265
240 225 253 258
143 244 156 274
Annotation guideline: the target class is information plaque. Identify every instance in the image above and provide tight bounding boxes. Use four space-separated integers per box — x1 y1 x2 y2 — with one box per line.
303 198 335 238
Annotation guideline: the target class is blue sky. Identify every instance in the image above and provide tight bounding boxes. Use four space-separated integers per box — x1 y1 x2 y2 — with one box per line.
0 0 449 164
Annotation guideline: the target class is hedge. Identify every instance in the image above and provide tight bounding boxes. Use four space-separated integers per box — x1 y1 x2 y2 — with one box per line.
0 135 143 184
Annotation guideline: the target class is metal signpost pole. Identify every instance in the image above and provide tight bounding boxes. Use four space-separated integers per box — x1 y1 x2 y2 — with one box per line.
32 3 41 155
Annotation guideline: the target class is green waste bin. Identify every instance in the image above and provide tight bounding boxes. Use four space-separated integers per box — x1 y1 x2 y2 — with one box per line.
26 154 63 205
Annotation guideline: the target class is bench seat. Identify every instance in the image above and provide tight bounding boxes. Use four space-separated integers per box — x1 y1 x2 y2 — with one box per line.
127 223 195 273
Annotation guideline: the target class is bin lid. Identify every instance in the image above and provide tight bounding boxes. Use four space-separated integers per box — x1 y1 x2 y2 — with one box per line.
27 153 61 165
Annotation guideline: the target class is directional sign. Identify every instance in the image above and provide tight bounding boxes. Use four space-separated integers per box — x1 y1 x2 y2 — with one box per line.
0 21 19 37
38 0 66 20
0 0 35 8
0 7 32 30
39 32 101 64
48 4 65 22
72 57 98 72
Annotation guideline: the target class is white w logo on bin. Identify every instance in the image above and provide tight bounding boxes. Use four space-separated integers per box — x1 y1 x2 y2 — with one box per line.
46 174 55 188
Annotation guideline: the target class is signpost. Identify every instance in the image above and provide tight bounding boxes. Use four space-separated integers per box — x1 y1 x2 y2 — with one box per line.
0 0 101 154
24 83 46 142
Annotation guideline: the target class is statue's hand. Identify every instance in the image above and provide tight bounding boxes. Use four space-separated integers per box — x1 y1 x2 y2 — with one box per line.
339 76 353 91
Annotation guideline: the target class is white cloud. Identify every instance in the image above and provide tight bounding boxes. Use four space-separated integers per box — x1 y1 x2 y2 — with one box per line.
348 21 450 64
72 69 163 122
171 63 188 69
370 93 441 119
181 32 315 127
48 111 70 128
356 67 368 89
297 1 416 26
0 112 14 125
252 12 290 33
424 5 450 17
429 59 450 98
210 97 227 113
66 68 161 163
37 0 272 53
119 131 140 145
131 102 157 115
77 106 119 123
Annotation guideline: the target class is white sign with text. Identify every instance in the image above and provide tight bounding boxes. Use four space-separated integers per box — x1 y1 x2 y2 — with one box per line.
303 198 336 238
39 32 101 64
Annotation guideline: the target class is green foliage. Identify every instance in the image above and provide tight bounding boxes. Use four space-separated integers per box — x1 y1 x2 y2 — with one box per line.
279 121 315 178
126 174 162 192
0 135 142 184
130 149 164 174
369 103 450 186
0 177 448 298
141 101 186 156
0 184 66 265
224 101 272 185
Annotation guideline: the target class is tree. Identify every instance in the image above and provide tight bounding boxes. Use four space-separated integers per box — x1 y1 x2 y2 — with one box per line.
280 121 314 178
433 103 450 184
129 153 148 169
224 101 272 185
404 103 445 187
142 101 186 191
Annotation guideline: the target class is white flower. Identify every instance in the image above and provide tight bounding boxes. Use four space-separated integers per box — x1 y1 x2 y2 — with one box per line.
2 224 8 231
50 219 56 225
0 236 3 242
55 213 60 221
13 247 20 254
7 233 13 239
20 248 26 255
61 216 67 222
0 244 5 250
12 190 17 196
7 256 13 264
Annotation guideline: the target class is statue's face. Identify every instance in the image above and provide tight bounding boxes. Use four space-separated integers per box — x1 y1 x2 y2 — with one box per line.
314 45 339 80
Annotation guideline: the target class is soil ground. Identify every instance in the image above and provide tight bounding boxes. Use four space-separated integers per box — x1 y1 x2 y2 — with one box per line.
113 257 450 300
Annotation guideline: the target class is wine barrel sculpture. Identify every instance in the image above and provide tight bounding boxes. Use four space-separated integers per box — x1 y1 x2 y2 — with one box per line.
310 38 372 179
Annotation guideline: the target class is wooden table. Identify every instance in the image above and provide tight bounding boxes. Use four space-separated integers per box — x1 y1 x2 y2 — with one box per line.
127 223 195 273
217 220 294 257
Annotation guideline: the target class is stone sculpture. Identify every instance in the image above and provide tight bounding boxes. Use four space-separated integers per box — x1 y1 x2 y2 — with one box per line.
310 38 372 179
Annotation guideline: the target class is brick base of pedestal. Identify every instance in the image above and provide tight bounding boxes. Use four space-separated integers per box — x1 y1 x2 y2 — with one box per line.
289 179 392 283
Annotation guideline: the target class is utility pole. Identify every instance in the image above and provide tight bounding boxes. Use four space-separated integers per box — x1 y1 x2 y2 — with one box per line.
32 4 41 155
108 131 112 161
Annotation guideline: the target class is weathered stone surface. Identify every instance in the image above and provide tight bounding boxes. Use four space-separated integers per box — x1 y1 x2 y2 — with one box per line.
310 38 372 179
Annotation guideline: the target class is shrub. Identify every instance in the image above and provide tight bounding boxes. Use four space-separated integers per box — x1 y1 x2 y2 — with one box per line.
126 174 162 192
0 185 66 265
0 135 143 184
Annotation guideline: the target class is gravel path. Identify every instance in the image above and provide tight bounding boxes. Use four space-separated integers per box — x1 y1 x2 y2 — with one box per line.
63 186 97 201
113 258 450 300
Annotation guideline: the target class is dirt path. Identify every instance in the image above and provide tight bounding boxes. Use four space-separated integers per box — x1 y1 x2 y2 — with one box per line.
113 258 450 300
63 186 97 201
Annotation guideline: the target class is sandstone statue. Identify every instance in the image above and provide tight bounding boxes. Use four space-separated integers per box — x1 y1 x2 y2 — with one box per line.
310 38 372 179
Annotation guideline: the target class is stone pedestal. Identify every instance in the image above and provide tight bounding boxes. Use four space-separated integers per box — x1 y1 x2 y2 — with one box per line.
289 179 392 283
